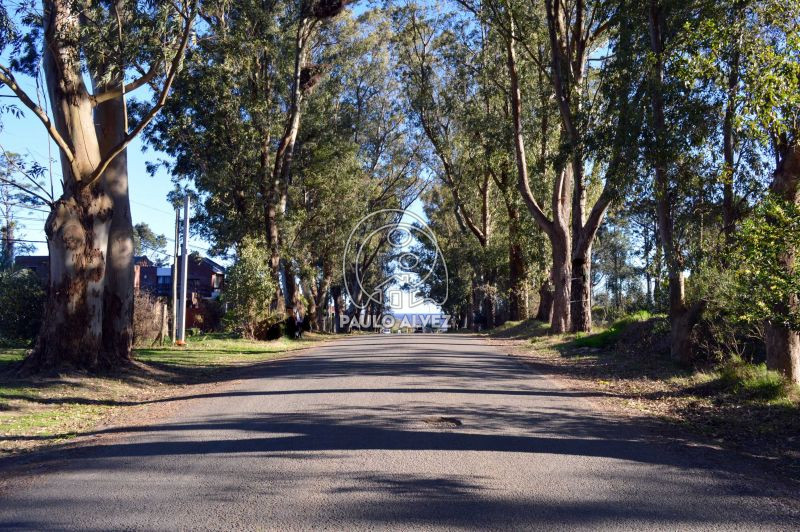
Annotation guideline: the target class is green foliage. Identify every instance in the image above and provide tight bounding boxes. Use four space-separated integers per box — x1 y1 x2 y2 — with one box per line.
133 223 168 264
222 238 278 339
574 311 653 349
736 195 800 330
717 357 794 401
0 269 44 344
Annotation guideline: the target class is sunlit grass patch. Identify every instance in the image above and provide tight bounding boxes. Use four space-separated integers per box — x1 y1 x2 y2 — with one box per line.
487 319 549 339
134 332 329 367
715 358 797 402
0 333 334 455
572 311 654 349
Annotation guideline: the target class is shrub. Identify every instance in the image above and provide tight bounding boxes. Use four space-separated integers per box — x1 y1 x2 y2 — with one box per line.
717 357 793 401
0 269 45 344
686 265 764 364
736 195 800 330
133 291 167 346
222 237 279 339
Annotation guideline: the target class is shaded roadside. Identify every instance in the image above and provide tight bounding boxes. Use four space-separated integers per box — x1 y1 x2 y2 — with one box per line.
0 333 335 456
484 319 800 483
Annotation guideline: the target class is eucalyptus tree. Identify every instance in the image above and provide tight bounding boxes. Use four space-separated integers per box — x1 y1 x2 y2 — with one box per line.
501 0 644 332
417 185 484 328
730 0 800 381
645 0 733 362
0 0 196 369
288 8 423 329
395 4 511 326
148 0 352 319
148 4 419 330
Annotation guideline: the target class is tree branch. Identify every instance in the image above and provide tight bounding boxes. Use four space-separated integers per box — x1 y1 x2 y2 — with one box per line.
0 65 77 170
91 60 161 106
84 2 198 188
506 24 554 237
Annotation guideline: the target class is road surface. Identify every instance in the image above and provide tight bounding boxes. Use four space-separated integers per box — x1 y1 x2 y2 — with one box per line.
1 334 798 530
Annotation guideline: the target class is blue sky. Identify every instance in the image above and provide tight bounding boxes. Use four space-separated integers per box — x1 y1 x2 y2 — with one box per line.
1 3 444 314
1 73 213 260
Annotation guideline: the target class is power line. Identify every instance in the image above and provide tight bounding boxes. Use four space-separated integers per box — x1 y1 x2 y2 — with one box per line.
130 199 175 216
0 216 47 223
2 238 47 244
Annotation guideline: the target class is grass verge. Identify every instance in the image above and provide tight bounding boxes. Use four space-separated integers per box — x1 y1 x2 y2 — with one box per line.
0 333 332 456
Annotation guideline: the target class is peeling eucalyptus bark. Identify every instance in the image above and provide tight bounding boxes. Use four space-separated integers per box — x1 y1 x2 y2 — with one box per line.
18 0 195 370
95 78 134 364
29 1 113 370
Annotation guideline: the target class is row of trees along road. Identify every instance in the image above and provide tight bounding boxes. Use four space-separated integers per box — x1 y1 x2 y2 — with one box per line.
0 0 798 384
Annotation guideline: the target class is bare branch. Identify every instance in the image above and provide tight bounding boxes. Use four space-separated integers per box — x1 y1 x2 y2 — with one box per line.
0 174 53 207
0 144 54 203
91 60 161 106
0 65 77 169
84 2 199 188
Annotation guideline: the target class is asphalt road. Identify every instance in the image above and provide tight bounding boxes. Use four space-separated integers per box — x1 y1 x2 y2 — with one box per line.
1 334 799 530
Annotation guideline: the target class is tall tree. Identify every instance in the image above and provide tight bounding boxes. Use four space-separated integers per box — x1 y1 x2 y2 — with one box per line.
0 1 196 369
736 0 800 381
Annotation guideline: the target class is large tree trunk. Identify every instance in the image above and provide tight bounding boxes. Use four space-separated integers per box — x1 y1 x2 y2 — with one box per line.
258 123 285 316
765 142 800 383
570 246 592 333
95 75 134 364
34 190 112 369
266 19 313 319
550 227 571 333
20 0 193 370
765 322 800 384
569 153 592 333
315 272 331 332
535 280 554 322
331 285 343 333
506 29 572 333
29 1 113 370
483 293 496 330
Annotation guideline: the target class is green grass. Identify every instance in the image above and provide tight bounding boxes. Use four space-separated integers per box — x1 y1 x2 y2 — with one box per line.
0 348 26 367
486 319 550 339
573 310 653 349
0 333 334 454
133 333 327 368
715 358 795 402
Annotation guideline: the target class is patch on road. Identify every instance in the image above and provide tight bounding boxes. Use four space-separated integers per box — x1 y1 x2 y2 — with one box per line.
421 416 463 428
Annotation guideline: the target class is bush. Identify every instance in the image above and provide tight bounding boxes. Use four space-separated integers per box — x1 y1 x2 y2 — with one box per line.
717 357 793 401
736 195 800 329
688 265 764 364
222 237 279 339
198 298 224 332
0 269 45 344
